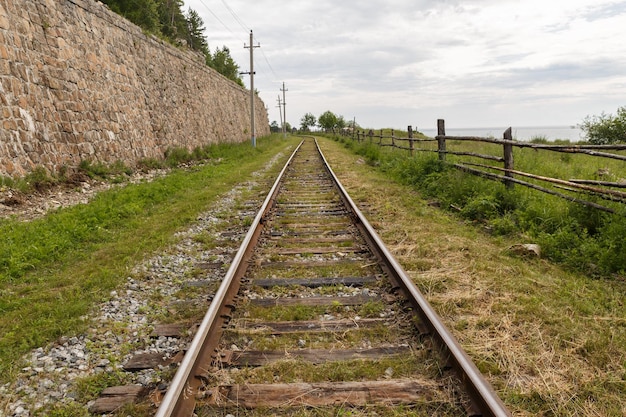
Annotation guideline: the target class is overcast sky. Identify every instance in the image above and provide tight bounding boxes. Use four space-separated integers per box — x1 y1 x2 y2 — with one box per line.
182 0 626 131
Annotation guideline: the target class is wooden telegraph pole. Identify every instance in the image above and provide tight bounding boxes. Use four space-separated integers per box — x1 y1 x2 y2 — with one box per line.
244 30 260 146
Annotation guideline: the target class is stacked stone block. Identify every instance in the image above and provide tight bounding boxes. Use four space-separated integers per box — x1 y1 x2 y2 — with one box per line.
0 0 269 177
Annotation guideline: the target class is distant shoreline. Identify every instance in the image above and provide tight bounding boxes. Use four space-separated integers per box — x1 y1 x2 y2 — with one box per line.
419 125 584 142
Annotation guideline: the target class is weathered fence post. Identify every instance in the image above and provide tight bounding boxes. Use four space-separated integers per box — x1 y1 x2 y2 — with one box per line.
437 119 446 161
368 129 373 144
503 127 514 189
408 125 414 156
380 129 384 146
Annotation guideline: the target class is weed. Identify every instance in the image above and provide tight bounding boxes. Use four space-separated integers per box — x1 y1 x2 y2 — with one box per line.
164 147 193 167
0 134 296 382
73 370 129 401
137 157 164 171
34 402 89 417
192 231 218 249
330 134 626 278
23 166 56 191
78 159 110 179
357 301 385 317
318 135 626 416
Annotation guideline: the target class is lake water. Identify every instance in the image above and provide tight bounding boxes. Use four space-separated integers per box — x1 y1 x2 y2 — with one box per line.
419 125 585 142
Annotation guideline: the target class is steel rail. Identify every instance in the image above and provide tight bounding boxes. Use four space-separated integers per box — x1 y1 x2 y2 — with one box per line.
314 138 511 417
155 140 304 417
157 137 510 416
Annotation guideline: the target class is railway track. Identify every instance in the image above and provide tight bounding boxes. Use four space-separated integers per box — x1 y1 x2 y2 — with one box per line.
155 138 510 417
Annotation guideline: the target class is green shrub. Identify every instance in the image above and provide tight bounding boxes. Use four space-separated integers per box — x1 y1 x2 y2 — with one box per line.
23 166 56 191
137 157 164 171
335 135 626 278
461 195 500 221
490 213 518 236
36 403 89 417
530 136 549 144
579 106 626 144
355 143 381 166
164 147 193 167
79 159 110 179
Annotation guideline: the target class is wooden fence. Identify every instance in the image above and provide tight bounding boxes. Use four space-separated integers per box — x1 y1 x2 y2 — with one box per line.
344 119 626 214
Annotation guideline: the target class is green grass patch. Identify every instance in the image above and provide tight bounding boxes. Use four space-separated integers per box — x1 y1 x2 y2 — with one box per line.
229 355 439 384
316 135 626 416
327 134 626 278
224 324 404 351
0 134 298 383
196 404 465 417
253 262 379 280
242 300 388 322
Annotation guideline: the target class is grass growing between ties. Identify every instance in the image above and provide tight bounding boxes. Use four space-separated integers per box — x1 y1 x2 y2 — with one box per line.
316 136 626 416
0 134 299 383
229 356 440 385
225 324 404 351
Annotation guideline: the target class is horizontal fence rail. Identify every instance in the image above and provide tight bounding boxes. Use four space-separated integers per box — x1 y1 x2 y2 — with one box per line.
341 120 626 214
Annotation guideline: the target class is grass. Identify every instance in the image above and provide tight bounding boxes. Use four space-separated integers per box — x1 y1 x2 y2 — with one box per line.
224 325 403 351
317 136 626 416
0 134 299 382
3 133 624 415
227 356 440 385
195 405 466 417
329 133 626 278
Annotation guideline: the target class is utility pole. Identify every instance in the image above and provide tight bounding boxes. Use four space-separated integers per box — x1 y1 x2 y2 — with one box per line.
276 95 283 133
280 82 288 137
243 30 260 147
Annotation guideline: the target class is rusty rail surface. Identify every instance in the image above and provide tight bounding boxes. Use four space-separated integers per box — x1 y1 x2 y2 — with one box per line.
156 139 510 417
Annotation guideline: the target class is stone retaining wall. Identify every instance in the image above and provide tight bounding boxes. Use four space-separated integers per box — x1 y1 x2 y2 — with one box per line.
0 0 269 177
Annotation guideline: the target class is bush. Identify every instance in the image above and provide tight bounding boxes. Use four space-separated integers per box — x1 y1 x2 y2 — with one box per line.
579 106 626 144
137 157 164 171
23 166 56 191
79 159 110 179
355 143 381 166
336 134 626 278
490 213 518 236
461 196 500 221
164 147 193 167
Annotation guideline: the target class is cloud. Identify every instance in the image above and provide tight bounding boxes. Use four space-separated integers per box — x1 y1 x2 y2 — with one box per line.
184 0 626 128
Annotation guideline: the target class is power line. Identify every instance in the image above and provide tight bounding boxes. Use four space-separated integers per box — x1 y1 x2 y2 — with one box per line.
194 0 245 44
258 46 279 80
192 0 282 99
219 0 249 32
216 2 279 81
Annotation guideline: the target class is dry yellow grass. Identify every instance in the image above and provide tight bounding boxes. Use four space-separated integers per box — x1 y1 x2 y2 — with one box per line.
318 137 626 417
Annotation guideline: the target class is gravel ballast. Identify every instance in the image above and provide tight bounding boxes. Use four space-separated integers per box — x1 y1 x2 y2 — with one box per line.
0 153 285 417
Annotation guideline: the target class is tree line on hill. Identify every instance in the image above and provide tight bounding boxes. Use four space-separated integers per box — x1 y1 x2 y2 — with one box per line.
101 0 244 87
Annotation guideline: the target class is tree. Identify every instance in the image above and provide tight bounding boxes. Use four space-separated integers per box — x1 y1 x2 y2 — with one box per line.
186 9 209 56
270 121 280 133
157 0 188 41
300 113 317 131
335 115 346 130
207 46 245 87
103 0 246 89
579 106 626 144
102 0 160 33
318 111 337 131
